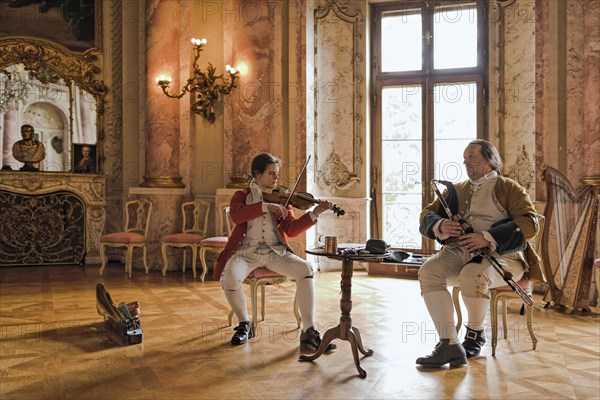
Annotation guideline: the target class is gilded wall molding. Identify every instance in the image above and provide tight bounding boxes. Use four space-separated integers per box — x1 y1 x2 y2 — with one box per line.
0 38 108 173
313 0 362 191
0 38 107 103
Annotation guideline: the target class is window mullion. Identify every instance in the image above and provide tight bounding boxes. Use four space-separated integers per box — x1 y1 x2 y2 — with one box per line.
423 3 434 74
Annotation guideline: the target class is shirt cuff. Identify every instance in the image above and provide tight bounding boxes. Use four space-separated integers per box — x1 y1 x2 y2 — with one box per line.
308 211 318 222
481 231 497 251
261 202 268 213
433 219 449 240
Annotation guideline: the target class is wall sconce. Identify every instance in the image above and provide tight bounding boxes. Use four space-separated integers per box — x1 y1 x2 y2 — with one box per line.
156 38 239 124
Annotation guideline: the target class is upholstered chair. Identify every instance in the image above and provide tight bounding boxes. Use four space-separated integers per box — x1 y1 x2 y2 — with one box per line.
99 199 153 278
201 203 301 330
160 200 210 280
198 202 232 280
228 269 301 332
453 215 544 356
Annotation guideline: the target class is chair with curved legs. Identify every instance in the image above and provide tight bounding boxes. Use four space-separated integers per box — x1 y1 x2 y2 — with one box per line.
160 199 210 280
453 215 544 356
198 202 232 280
227 268 301 332
99 199 153 278
202 203 301 330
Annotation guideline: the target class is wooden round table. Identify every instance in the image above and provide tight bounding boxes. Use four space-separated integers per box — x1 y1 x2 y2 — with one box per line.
300 248 388 378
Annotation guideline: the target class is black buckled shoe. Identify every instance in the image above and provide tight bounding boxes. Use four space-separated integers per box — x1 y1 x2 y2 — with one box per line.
231 321 254 345
462 326 485 358
416 339 467 367
300 327 337 351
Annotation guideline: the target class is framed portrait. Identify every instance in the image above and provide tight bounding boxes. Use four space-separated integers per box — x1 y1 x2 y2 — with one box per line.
73 143 96 174
0 0 100 53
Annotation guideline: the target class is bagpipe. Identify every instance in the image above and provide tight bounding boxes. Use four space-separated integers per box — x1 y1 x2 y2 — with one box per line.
96 283 143 345
430 180 533 306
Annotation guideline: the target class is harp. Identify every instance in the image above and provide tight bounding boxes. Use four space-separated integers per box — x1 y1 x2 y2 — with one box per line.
541 165 600 312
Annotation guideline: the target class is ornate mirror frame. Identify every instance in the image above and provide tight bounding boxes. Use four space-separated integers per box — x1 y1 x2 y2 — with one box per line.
0 38 107 173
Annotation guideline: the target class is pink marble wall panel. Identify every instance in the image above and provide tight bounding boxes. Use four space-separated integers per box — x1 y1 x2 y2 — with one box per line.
534 0 599 198
226 0 277 178
565 0 586 184
582 0 600 177
144 0 181 181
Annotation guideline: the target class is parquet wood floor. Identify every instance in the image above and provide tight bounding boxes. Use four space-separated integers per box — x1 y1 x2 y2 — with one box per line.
1 264 598 400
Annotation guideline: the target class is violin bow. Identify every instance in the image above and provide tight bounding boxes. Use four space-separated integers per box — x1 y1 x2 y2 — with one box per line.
284 155 311 209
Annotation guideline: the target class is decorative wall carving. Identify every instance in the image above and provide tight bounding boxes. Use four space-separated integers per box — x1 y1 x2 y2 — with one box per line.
313 0 362 191
0 190 85 265
507 145 535 189
321 150 353 189
0 171 106 265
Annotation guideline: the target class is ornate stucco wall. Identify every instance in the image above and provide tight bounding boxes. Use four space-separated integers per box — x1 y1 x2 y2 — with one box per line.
534 0 599 200
488 0 599 202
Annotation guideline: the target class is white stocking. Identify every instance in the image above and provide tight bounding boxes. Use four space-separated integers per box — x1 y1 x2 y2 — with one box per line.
462 295 488 331
224 288 249 324
423 290 458 344
296 277 315 331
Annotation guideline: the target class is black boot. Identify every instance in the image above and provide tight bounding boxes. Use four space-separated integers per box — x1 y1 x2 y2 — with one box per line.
416 339 467 367
231 321 254 345
300 326 337 351
462 326 485 358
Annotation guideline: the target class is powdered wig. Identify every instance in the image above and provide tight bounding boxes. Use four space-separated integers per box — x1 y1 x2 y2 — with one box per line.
250 152 281 178
469 139 503 175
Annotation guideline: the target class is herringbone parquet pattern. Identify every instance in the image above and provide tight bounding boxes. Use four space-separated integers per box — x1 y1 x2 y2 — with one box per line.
1 264 598 400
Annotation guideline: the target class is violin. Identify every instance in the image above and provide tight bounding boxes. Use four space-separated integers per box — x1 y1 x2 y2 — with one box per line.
263 186 345 217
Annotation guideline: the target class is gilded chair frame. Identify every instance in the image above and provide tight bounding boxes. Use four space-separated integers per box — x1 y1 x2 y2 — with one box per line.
227 273 301 332
198 202 232 281
99 199 153 278
161 200 210 279
453 215 544 356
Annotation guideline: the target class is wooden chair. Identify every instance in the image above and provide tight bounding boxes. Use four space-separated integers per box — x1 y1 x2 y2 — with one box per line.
204 203 300 331
453 215 544 356
99 199 153 278
160 200 210 280
198 202 232 281
228 268 301 332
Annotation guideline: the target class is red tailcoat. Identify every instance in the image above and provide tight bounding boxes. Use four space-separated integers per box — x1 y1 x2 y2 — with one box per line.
212 188 316 280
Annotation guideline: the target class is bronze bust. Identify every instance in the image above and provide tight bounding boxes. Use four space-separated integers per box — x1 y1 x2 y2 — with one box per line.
12 124 45 171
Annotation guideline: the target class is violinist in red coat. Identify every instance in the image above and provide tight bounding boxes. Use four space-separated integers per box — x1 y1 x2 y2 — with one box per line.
215 152 337 349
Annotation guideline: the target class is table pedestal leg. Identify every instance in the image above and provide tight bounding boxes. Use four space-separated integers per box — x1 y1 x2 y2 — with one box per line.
299 325 341 361
299 257 373 378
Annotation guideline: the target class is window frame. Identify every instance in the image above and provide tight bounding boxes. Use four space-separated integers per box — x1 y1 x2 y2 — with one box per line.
370 0 489 254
